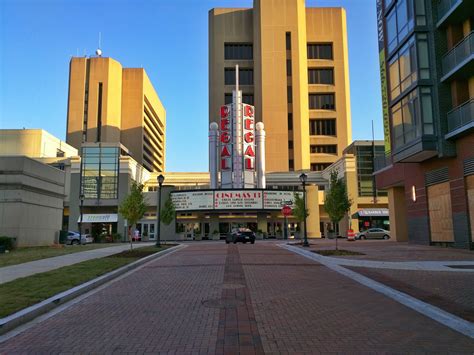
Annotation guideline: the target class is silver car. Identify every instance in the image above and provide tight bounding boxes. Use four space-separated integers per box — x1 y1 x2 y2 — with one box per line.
356 228 390 240
66 231 93 245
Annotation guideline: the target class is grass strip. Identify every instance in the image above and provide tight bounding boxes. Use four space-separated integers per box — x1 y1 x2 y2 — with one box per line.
312 249 365 256
0 246 169 318
0 244 125 268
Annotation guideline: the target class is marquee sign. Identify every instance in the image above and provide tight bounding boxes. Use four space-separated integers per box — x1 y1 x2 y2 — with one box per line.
171 190 303 211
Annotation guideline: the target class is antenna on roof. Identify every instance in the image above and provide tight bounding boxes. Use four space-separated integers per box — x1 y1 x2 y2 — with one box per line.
96 32 102 57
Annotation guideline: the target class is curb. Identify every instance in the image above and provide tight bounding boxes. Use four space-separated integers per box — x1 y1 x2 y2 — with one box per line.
0 244 183 335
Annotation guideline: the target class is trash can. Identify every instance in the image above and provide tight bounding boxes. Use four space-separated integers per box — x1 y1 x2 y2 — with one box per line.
59 230 68 244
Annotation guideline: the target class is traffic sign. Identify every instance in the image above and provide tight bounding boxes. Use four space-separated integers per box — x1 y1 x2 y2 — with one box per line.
281 205 292 216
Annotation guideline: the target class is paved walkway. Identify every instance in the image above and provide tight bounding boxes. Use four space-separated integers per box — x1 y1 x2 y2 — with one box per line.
0 242 155 284
1 242 473 353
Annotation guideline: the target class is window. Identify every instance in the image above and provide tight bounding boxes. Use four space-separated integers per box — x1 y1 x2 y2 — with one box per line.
81 146 120 199
288 141 294 149
309 119 336 136
307 43 333 59
308 68 334 84
388 38 417 100
287 86 292 103
289 159 294 171
56 149 65 158
356 145 388 197
286 59 292 76
225 93 253 105
224 68 253 85
286 32 291 50
224 43 253 60
288 113 293 130
310 145 337 154
311 163 331 171
309 93 335 110
386 0 414 54
391 89 421 149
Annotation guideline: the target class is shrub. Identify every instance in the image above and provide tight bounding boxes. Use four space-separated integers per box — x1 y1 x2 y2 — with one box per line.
0 236 16 250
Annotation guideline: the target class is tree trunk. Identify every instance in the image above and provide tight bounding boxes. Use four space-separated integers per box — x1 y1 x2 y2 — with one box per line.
129 224 134 251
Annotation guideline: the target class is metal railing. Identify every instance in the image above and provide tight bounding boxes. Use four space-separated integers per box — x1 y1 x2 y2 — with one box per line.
442 31 474 77
437 0 461 22
447 99 474 133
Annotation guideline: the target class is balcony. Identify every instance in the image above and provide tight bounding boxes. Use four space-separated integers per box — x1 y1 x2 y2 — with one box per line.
446 99 474 139
441 31 474 82
437 0 474 28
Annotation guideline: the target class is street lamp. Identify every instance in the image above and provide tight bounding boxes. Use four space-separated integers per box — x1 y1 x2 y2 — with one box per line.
79 194 85 245
299 173 309 247
156 174 165 247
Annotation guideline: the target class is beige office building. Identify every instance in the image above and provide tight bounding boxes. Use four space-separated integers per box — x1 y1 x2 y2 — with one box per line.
209 0 352 173
66 56 166 172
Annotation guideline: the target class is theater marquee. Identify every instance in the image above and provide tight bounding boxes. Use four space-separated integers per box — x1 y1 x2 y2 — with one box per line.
171 190 303 211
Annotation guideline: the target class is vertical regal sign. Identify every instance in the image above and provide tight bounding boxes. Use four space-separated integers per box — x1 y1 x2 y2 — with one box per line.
242 103 256 188
220 104 233 188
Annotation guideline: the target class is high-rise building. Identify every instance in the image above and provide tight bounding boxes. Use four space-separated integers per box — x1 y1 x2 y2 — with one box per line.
66 56 166 172
375 0 474 248
209 0 352 173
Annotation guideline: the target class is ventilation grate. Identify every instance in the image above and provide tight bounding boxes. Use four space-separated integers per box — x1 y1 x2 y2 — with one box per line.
425 167 449 186
464 158 474 176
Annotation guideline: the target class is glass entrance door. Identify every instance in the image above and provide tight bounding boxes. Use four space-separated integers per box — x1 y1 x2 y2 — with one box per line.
140 222 156 240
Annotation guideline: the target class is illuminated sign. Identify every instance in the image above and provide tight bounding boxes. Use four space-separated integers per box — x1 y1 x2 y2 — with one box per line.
171 191 214 210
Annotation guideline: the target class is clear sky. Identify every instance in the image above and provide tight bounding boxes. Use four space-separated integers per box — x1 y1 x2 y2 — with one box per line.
0 0 383 172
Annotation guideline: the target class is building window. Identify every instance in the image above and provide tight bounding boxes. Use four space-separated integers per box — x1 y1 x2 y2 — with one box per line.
286 59 292 76
388 37 417 100
56 149 65 158
310 145 337 154
81 146 120 200
288 113 293 130
224 68 253 85
308 68 334 84
289 159 294 171
309 93 335 110
356 145 388 197
287 86 292 103
224 43 253 60
225 93 253 105
286 32 291 50
311 163 331 171
307 43 333 59
288 141 294 149
309 119 336 136
386 0 415 54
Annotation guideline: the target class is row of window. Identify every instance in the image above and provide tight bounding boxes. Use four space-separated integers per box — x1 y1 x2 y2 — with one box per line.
309 93 335 110
356 146 388 197
224 68 253 85
310 145 337 154
308 68 334 85
224 93 254 105
224 42 333 60
310 119 336 136
311 163 331 171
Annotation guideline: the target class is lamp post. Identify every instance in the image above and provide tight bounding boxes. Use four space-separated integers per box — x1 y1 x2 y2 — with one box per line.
299 173 309 247
79 194 84 245
156 174 165 247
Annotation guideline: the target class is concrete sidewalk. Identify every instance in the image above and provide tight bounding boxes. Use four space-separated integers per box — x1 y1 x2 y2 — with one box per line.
0 242 155 284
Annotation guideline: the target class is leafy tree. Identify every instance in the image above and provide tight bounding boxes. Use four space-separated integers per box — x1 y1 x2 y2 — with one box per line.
118 182 147 250
324 170 352 250
292 192 308 239
160 195 175 225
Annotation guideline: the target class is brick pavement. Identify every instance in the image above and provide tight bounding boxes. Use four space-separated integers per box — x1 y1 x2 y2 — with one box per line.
1 241 474 353
347 266 474 322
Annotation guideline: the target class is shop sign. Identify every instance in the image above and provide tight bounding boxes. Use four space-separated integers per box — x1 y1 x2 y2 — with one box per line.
214 191 262 209
263 191 302 209
242 104 255 171
171 191 214 211
78 214 118 223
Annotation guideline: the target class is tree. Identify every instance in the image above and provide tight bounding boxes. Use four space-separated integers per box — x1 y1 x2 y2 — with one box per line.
324 170 352 250
160 195 175 225
118 182 147 250
292 192 308 240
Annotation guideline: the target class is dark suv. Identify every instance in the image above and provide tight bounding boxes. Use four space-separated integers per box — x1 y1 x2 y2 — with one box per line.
226 228 256 244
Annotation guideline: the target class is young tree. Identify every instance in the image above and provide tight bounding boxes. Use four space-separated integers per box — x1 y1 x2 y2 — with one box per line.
324 170 352 250
160 195 175 226
292 192 308 241
118 182 147 250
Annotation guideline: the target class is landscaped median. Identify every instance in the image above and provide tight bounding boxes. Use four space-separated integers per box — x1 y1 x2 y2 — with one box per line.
0 244 181 335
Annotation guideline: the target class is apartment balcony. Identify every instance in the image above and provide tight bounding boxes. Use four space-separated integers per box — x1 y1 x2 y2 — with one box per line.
445 99 474 139
437 0 474 28
441 31 474 82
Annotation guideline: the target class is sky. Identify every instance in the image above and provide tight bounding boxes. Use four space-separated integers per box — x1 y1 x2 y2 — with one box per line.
0 0 383 172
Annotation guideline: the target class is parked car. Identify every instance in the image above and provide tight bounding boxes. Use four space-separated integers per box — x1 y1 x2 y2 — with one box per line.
226 228 256 244
356 228 390 240
66 231 93 245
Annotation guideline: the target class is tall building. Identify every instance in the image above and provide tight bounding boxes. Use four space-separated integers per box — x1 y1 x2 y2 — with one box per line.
66 56 166 172
375 0 474 248
209 0 352 173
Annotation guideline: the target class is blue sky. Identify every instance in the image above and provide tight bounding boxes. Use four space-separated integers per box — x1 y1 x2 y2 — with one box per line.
0 0 382 172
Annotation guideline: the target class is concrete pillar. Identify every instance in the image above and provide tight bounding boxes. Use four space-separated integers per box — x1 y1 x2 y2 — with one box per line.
388 187 408 242
255 122 266 189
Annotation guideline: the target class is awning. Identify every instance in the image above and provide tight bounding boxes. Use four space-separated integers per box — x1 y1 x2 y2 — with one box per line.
77 214 118 223
352 208 389 218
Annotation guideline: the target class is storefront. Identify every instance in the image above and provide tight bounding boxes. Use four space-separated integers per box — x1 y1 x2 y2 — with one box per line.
352 208 389 231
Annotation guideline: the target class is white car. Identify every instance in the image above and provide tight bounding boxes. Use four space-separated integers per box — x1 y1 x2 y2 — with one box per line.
66 231 93 245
